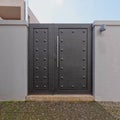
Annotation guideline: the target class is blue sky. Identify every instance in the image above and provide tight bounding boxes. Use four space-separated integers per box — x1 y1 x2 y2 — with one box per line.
29 0 120 23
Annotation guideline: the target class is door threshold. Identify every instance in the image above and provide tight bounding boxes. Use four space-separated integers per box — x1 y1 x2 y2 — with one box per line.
26 95 94 102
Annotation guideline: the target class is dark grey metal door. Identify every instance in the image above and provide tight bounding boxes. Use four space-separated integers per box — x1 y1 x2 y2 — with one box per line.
28 24 92 94
28 24 54 94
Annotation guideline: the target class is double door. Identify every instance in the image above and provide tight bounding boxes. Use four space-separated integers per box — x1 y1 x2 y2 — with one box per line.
28 24 92 94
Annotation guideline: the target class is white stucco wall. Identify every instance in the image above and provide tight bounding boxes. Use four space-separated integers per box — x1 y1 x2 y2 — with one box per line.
0 20 28 101
93 21 120 101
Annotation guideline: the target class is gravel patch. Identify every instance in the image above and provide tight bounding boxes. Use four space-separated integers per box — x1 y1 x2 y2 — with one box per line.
0 101 115 120
99 102 120 120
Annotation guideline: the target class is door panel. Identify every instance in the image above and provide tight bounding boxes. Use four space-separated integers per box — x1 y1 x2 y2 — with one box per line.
33 29 49 90
28 24 53 94
54 24 92 94
58 29 88 90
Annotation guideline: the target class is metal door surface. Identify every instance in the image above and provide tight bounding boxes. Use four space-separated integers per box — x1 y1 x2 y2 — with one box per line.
28 24 92 94
28 24 54 94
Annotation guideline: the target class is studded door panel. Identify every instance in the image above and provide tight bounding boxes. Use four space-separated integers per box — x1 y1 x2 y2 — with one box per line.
33 29 49 90
58 29 88 90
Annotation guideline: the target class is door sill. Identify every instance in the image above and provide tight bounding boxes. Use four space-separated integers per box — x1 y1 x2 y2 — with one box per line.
26 95 94 102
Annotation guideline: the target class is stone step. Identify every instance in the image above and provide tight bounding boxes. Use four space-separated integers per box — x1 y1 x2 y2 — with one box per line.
26 95 94 102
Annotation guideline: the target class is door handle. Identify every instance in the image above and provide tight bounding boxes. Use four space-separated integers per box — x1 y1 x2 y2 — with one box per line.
57 36 59 68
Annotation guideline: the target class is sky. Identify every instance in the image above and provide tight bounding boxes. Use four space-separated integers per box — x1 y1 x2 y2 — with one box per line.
29 0 120 23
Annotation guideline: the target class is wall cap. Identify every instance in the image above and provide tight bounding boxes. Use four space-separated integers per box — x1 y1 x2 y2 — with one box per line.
93 21 120 27
0 20 28 26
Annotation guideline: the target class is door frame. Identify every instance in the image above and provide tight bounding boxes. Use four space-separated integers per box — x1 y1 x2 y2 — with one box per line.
28 24 92 95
